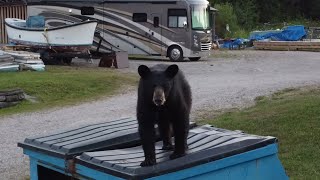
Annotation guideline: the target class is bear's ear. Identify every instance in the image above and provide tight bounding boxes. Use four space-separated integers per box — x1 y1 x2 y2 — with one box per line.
138 65 150 78
165 64 179 79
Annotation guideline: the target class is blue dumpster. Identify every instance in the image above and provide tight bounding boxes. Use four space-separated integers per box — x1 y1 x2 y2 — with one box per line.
19 118 288 180
19 117 143 180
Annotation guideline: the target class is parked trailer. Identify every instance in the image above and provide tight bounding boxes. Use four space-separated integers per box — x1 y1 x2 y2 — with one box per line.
26 0 213 61
4 17 98 65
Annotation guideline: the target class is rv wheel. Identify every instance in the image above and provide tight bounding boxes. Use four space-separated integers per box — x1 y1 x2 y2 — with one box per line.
189 57 201 61
168 46 183 61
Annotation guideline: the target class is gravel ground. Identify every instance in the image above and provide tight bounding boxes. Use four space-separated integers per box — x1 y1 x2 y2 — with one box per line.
1 50 320 179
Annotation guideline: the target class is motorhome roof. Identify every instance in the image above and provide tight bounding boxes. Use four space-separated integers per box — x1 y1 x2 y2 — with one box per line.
30 0 209 4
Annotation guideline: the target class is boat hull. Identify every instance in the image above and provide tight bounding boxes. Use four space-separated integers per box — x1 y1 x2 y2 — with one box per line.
5 18 98 52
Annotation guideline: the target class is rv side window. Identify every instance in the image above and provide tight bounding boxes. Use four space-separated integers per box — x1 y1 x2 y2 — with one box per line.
168 9 187 28
133 13 147 22
81 7 95 15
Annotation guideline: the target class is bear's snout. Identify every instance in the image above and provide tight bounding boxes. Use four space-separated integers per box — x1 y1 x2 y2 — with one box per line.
153 86 166 106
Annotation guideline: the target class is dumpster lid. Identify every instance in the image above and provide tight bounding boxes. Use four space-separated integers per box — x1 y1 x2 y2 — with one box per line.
18 117 140 158
18 117 197 159
76 125 277 179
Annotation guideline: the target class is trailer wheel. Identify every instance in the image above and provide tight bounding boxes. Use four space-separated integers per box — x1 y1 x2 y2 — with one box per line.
168 46 183 61
189 57 201 61
63 58 72 65
39 50 65 65
39 50 52 65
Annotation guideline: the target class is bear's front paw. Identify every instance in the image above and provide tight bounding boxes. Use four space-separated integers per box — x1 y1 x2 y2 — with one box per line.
140 158 156 167
162 144 174 150
169 152 186 160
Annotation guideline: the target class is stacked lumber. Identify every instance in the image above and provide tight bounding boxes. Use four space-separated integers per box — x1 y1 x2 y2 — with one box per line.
0 48 40 60
0 49 45 72
0 53 16 71
0 54 14 64
0 45 33 51
253 41 320 51
0 89 25 109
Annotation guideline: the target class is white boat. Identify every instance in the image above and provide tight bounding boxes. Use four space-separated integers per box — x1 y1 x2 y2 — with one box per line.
5 16 98 52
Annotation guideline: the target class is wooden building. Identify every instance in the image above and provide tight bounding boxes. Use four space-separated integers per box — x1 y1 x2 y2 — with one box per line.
0 0 27 44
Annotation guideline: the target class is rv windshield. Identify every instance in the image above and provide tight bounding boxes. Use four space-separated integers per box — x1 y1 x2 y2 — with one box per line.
191 5 210 30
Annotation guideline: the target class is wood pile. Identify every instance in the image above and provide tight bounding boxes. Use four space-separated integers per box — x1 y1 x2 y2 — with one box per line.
0 48 45 72
0 54 14 64
0 89 25 109
1 45 34 52
253 41 320 51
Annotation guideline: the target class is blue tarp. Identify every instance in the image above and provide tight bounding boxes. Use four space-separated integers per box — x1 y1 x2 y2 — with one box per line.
26 16 45 28
249 25 306 41
221 38 248 49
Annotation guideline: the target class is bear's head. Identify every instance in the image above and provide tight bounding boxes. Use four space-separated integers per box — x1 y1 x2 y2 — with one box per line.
138 64 179 106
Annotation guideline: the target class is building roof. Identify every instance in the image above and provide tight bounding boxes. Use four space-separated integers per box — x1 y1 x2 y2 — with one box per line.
26 0 209 4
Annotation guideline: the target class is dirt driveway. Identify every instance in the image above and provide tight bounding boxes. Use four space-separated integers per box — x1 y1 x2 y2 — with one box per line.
1 50 320 179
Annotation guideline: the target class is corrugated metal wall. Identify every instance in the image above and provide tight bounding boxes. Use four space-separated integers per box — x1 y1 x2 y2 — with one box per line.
0 4 27 44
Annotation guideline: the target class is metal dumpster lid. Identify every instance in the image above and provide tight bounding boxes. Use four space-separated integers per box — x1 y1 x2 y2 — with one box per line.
18 117 197 159
76 125 277 179
18 117 140 158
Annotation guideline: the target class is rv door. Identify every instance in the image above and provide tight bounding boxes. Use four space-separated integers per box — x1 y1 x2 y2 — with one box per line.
147 13 162 56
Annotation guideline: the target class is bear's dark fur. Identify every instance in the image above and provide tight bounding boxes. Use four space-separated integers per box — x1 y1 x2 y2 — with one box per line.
137 64 192 166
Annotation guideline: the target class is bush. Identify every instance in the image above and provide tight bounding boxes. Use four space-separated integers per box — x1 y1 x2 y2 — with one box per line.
233 29 250 38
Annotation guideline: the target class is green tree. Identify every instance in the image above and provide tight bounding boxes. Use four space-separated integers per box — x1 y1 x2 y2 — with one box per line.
301 0 320 20
257 0 282 23
214 3 239 38
210 0 320 38
233 0 258 29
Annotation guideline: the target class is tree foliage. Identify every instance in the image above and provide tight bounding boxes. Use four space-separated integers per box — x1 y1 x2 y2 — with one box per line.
211 0 320 38
211 0 320 22
233 0 258 29
214 3 239 38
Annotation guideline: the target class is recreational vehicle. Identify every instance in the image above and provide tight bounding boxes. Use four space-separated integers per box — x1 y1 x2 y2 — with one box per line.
26 0 213 61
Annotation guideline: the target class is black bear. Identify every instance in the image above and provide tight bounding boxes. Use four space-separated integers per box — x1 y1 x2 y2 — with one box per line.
137 64 192 166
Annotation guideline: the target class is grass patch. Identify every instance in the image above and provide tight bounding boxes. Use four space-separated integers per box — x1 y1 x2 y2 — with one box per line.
0 66 138 116
202 87 320 179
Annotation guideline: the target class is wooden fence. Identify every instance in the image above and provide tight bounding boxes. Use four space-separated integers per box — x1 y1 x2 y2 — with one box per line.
0 4 27 44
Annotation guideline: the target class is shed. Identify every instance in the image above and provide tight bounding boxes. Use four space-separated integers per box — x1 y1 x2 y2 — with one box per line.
0 0 27 44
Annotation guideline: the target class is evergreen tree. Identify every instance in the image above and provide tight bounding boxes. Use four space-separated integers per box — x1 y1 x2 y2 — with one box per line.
233 0 258 29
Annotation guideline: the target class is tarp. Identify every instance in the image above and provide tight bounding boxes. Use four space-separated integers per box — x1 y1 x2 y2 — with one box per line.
26 16 45 28
250 25 306 41
221 38 248 49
